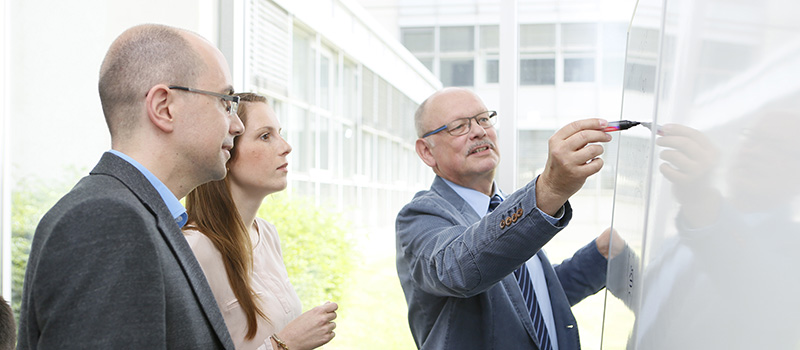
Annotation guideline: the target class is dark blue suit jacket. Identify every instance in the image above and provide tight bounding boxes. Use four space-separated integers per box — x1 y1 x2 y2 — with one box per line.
396 176 608 349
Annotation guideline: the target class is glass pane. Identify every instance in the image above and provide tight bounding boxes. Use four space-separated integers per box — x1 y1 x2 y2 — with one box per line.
485 58 499 83
519 24 556 50
516 130 554 185
290 107 314 172
520 58 555 85
378 77 389 129
440 26 474 52
319 54 330 109
401 27 435 53
343 125 355 178
440 58 475 87
292 28 314 103
343 59 358 121
564 57 595 82
480 25 499 50
362 131 372 177
561 23 597 48
623 63 656 93
362 68 375 127
319 116 330 170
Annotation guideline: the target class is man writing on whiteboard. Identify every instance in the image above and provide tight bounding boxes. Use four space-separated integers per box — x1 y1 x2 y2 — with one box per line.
396 87 620 349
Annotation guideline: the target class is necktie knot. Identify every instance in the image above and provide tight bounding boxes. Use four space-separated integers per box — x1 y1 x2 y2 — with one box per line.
488 194 503 212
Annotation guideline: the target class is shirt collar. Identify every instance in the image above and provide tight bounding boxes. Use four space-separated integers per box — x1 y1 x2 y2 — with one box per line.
108 150 188 227
441 178 502 218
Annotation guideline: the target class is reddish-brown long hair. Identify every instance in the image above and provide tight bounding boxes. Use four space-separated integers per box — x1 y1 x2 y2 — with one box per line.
184 93 269 340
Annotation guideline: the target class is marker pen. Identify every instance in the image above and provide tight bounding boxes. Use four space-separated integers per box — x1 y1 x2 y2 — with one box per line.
604 120 641 132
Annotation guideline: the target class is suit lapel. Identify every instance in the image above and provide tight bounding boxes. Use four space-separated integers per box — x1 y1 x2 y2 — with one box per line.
91 152 234 349
431 176 481 223
539 251 579 349
503 275 540 345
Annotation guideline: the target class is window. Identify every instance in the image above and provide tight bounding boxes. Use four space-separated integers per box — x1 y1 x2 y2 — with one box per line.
520 24 556 49
480 25 499 84
440 58 474 86
292 27 315 103
319 53 332 110
440 26 474 52
520 24 556 85
362 68 375 127
485 58 499 83
342 59 358 121
561 23 597 83
401 27 434 53
564 57 595 82
520 58 556 85
402 27 435 73
480 25 499 50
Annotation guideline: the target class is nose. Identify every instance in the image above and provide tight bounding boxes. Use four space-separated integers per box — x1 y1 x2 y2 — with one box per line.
229 112 244 136
467 117 486 138
281 134 292 156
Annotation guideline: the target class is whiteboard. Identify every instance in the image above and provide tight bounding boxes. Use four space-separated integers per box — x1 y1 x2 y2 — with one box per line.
602 0 800 349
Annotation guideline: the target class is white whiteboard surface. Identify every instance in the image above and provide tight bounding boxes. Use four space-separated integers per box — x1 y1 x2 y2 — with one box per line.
602 0 800 349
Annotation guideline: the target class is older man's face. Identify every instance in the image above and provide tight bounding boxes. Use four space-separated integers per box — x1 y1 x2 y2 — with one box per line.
422 89 500 185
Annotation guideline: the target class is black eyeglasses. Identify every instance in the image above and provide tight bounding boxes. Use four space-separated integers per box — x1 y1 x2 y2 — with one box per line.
169 86 239 116
422 110 497 138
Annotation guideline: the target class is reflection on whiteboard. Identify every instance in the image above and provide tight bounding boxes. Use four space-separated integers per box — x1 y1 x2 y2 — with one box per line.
602 0 800 349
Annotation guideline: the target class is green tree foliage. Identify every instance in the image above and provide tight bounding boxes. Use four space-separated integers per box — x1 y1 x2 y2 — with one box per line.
10 174 78 324
257 194 355 310
10 174 354 327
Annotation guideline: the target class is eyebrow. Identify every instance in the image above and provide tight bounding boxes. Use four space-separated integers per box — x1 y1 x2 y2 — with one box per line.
254 126 279 133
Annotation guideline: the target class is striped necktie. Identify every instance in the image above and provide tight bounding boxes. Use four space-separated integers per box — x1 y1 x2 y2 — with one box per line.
488 194 554 350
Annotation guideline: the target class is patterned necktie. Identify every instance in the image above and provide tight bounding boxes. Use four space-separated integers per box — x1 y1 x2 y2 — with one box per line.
488 194 554 350
488 194 503 212
515 263 553 350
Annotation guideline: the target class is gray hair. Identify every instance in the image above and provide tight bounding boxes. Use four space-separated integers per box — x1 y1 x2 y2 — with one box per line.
414 95 432 138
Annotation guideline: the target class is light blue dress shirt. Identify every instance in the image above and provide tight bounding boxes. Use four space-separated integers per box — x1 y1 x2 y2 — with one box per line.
442 178 561 350
108 150 188 227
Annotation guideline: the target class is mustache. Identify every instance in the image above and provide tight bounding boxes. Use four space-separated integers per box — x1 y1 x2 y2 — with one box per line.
466 140 496 156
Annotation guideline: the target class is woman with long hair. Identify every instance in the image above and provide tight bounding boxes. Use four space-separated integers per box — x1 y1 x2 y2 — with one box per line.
183 93 337 350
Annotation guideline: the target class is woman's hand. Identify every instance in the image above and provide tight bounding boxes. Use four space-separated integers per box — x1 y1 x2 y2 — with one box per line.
275 301 338 350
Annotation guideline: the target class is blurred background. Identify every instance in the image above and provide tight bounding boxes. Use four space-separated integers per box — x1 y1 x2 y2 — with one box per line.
3 0 797 349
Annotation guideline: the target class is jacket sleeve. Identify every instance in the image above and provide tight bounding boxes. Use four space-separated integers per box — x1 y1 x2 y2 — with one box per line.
553 239 609 306
396 180 572 298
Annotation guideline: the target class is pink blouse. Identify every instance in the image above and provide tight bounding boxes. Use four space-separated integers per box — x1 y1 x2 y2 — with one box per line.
185 217 302 350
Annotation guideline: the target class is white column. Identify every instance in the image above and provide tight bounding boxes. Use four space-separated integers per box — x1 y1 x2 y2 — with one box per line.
1 0 11 298
219 0 246 92
497 0 519 191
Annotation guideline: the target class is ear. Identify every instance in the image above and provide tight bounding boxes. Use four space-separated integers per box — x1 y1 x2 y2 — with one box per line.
416 138 437 168
145 84 176 133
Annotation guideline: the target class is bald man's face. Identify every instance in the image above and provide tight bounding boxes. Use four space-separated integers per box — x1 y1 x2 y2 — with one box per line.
420 89 500 185
174 34 244 183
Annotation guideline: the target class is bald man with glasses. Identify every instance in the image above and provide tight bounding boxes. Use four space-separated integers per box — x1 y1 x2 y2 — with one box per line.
396 87 621 350
17 24 244 349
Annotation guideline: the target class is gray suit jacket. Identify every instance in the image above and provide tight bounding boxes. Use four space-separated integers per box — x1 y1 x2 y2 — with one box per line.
17 152 234 349
396 176 608 349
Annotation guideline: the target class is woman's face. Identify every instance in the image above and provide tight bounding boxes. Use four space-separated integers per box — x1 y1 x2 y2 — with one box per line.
227 102 292 197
